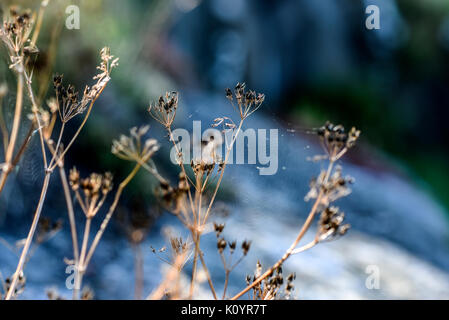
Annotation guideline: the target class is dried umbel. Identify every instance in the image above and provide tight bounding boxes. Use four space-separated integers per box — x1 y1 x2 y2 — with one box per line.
111 125 159 163
213 222 225 235
0 7 35 68
245 263 294 300
53 75 90 123
148 92 179 128
69 168 113 219
317 121 360 161
305 165 354 206
317 206 350 242
2 271 26 299
53 48 118 123
170 237 189 257
225 83 265 120
151 229 192 270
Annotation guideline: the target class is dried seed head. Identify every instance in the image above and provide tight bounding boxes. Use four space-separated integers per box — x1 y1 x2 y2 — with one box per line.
225 83 264 120
112 126 159 163
229 240 236 253
318 206 350 241
102 172 113 195
305 165 354 205
69 167 80 191
148 92 179 128
317 121 361 160
217 237 227 253
242 240 251 255
213 222 225 235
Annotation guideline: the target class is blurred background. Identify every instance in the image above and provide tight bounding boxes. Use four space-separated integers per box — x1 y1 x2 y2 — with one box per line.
1 0 449 299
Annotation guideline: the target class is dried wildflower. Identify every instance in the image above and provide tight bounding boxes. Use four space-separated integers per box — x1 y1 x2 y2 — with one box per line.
0 7 34 60
242 240 251 255
111 125 159 163
217 237 227 253
225 83 265 120
245 261 287 300
69 167 80 190
70 169 114 219
305 165 354 205
148 92 179 128
51 48 118 123
317 206 350 241
213 222 225 235
102 172 113 195
229 240 236 254
211 116 236 132
53 74 88 122
4 271 26 298
170 237 189 256
317 121 360 160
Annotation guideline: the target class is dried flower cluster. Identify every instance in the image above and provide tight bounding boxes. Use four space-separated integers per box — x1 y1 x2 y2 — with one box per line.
317 206 350 241
69 167 113 219
112 125 160 163
318 121 360 161
148 92 179 128
245 262 296 300
225 83 265 120
0 7 36 70
305 165 354 205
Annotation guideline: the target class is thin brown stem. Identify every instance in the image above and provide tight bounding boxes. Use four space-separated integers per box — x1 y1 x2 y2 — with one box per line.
5 172 51 300
58 164 79 263
4 73 23 166
222 270 230 299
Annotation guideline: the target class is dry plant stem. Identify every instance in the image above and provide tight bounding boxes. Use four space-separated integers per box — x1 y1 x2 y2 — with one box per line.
231 160 335 300
58 165 79 265
4 67 51 299
189 190 202 298
198 249 218 300
4 73 23 165
23 68 48 168
74 218 92 299
189 234 199 298
0 74 24 192
222 270 230 299
5 172 51 300
0 97 9 155
59 164 80 299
